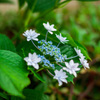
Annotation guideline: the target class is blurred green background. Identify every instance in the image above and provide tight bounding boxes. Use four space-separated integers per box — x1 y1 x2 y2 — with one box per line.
0 0 100 100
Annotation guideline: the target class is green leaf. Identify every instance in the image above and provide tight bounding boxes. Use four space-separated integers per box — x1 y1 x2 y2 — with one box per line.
26 0 60 12
66 72 74 83
0 92 8 100
18 0 25 8
0 0 13 3
65 0 99 1
0 34 16 52
11 89 49 100
28 66 45 83
62 32 77 47
0 50 30 97
60 44 76 58
78 0 99 1
16 41 40 58
75 41 91 60
11 84 49 100
95 41 100 54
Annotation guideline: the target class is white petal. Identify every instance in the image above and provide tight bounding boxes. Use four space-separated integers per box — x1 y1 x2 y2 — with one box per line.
48 31 53 34
58 80 63 86
27 62 32 66
32 38 38 41
65 62 70 68
27 38 31 41
73 71 77 77
75 68 80 71
61 78 67 83
29 53 33 58
33 64 39 69
24 57 29 62
70 60 74 66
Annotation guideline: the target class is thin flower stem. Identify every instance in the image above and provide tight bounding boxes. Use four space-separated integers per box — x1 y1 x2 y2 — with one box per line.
45 31 48 41
47 69 54 76
31 40 39 50
56 63 63 68
36 67 45 73
66 55 78 60
57 42 61 47
21 48 26 57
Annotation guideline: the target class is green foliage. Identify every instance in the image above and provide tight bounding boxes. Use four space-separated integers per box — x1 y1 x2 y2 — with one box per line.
0 0 13 3
0 92 8 100
28 66 45 83
11 83 49 100
21 0 60 12
16 41 35 58
0 34 16 52
18 0 25 8
0 50 30 97
94 41 100 54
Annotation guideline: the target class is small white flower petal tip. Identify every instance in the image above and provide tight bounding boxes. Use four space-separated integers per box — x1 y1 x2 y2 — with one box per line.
23 29 40 41
56 33 69 44
63 60 80 77
74 48 85 58
43 22 57 34
24 52 41 69
53 69 68 86
79 57 89 69
74 47 89 69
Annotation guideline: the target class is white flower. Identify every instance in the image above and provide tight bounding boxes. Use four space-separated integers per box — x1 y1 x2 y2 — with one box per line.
63 60 80 77
43 22 56 34
79 56 89 69
74 48 85 58
56 33 69 44
24 53 41 69
74 48 89 69
23 29 40 41
53 69 68 86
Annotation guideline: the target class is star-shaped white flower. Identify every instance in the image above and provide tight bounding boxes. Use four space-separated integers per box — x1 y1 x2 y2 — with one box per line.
63 60 80 77
43 22 56 34
56 33 69 44
79 56 89 69
53 69 68 86
24 53 41 69
23 29 40 41
74 48 85 58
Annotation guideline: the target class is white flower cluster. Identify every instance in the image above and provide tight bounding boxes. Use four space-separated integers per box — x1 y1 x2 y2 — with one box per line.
23 22 90 86
74 48 89 69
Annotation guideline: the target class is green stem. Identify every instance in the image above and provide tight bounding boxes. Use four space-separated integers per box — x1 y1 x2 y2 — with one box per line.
36 67 45 73
45 31 48 41
24 0 37 29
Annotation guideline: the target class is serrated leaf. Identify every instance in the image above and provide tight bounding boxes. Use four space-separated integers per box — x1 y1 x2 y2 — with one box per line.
0 50 30 97
0 34 16 52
